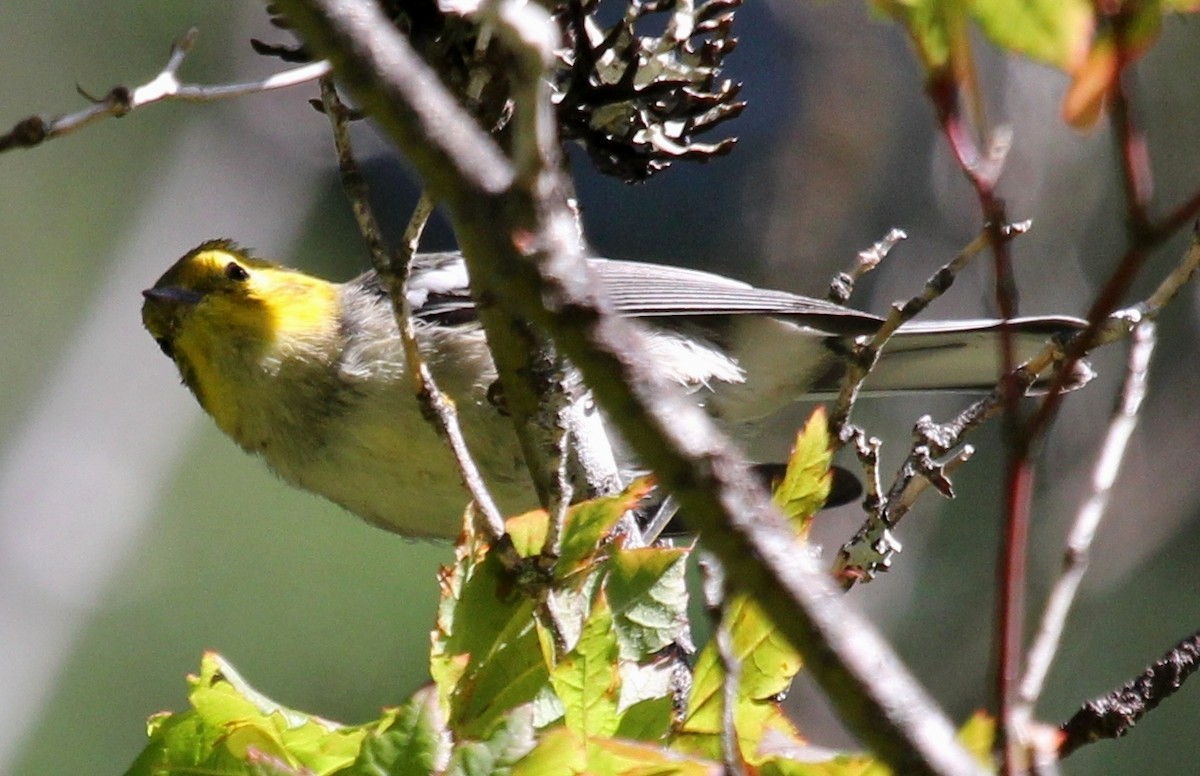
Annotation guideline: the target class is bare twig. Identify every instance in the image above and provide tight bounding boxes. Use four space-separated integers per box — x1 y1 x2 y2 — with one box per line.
1059 631 1200 757
833 228 1195 586
700 555 745 776
0 28 330 153
829 228 993 441
1013 321 1156 743
830 228 1000 584
827 228 907 306
834 437 973 586
318 77 507 542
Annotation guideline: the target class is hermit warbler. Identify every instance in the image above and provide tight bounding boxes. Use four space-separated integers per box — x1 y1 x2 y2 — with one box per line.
142 240 1091 538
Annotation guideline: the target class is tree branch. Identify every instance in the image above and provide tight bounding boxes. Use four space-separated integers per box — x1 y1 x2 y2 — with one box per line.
318 78 508 543
0 28 330 153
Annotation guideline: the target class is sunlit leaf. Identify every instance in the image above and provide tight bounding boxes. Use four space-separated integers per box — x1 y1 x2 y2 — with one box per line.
343 687 448 776
550 595 621 739
957 711 997 767
772 407 833 538
446 704 538 776
675 593 804 763
606 546 690 660
555 478 654 576
971 0 1093 70
506 509 550 558
512 727 720 775
122 653 366 776
432 543 550 738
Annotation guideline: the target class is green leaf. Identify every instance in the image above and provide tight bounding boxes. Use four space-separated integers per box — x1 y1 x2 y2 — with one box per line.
690 595 801 710
612 695 675 742
772 407 833 537
956 711 996 767
606 546 690 661
123 653 366 776
869 0 960 72
873 0 1093 74
343 687 448 776
755 750 883 776
675 594 803 763
555 478 654 576
431 545 551 738
446 704 538 776
970 0 1092 70
512 728 720 776
550 595 621 739
506 509 550 558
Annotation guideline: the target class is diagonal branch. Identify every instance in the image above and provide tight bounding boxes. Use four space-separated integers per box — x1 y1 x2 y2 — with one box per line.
270 1 985 772
1013 320 1156 741
0 28 330 154
318 78 507 543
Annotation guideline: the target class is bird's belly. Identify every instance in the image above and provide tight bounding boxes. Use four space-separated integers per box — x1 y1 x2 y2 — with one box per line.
263 387 534 538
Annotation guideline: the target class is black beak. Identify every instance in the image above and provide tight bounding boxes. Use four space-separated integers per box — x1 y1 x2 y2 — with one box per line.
142 286 204 305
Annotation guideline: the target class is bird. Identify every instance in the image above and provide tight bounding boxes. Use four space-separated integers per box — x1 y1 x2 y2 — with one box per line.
142 239 1092 538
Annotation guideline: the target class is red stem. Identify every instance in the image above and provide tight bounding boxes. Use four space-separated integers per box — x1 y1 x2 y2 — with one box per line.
929 68 1028 773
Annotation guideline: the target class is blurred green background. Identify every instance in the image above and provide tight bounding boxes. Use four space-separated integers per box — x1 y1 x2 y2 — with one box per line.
2 2 1200 774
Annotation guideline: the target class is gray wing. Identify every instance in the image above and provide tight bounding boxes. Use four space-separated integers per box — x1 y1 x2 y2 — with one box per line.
381 253 885 335
590 258 883 334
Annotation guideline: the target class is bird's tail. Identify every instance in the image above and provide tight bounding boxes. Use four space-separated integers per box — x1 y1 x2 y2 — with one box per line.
861 316 1094 395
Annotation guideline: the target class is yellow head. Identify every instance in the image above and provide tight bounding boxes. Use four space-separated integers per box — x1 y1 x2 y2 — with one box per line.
142 240 340 441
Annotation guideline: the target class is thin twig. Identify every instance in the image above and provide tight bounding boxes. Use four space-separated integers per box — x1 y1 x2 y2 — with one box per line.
827 228 907 306
833 228 1197 586
0 28 330 153
830 228 998 583
1059 631 1200 758
1014 321 1156 740
700 555 745 776
318 76 507 542
830 229 993 442
715 617 745 776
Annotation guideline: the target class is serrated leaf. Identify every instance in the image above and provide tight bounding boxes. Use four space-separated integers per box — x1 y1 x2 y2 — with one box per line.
432 546 550 738
606 546 690 660
729 597 803 701
772 407 833 537
555 478 654 576
344 687 448 776
675 594 803 764
550 595 621 739
512 728 720 776
123 653 366 776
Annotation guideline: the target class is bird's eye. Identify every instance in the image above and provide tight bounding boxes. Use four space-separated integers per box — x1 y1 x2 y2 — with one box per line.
224 262 250 282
